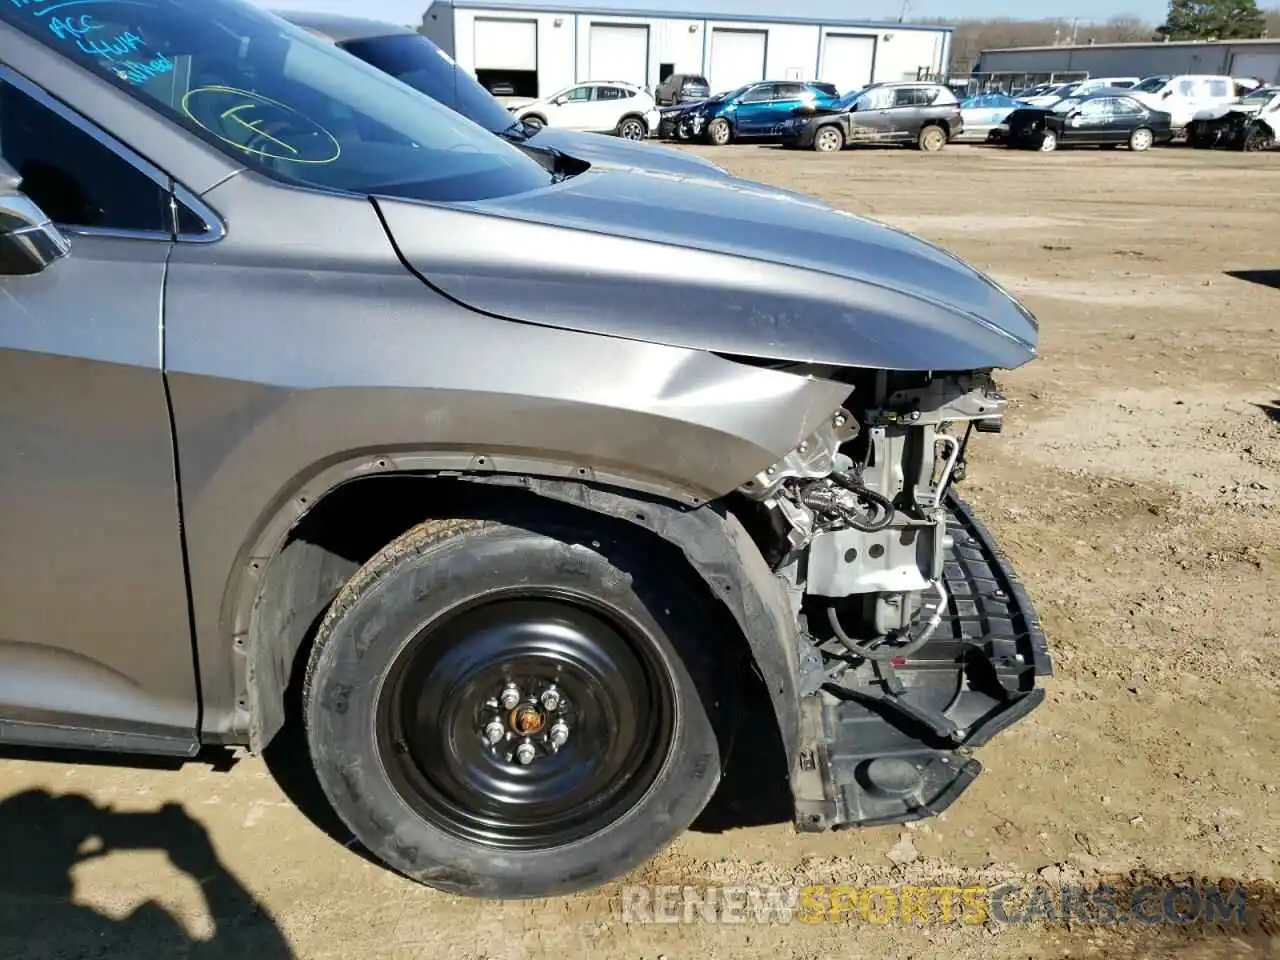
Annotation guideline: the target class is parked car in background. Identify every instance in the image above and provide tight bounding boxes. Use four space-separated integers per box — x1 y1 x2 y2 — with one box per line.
514 81 659 140
655 73 710 106
1126 74 1242 131
282 13 725 178
0 0 1047 906
676 81 840 144
956 91 1026 142
1006 90 1173 152
1073 77 1140 95
1186 86 1280 151
783 81 962 152
1022 82 1081 106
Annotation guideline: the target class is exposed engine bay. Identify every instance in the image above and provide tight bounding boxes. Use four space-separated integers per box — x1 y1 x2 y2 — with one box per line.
737 370 1051 830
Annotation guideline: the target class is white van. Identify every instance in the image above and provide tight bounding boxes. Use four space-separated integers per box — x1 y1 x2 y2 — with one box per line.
1127 75 1241 129
1074 77 1140 96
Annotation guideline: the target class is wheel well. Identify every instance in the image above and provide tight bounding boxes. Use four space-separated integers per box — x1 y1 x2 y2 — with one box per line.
246 474 782 757
522 113 547 126
922 119 950 138
618 112 648 130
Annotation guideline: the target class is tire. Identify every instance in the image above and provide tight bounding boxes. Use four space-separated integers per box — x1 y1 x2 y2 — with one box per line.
616 116 646 141
303 515 728 899
1038 128 1058 152
917 124 947 152
1243 123 1275 152
521 115 545 131
1128 127 1154 152
812 124 845 153
706 117 732 145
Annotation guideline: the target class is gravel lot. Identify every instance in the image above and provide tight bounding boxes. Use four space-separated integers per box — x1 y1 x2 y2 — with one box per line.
2 142 1277 960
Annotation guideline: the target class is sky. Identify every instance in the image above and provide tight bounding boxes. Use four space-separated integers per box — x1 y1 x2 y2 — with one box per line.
256 0 1171 28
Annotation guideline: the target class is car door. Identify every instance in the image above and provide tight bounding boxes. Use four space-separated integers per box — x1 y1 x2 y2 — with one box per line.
551 84 594 129
0 63 199 754
762 82 810 135
731 83 776 135
1108 96 1146 141
846 85 896 142
591 84 627 131
1065 97 1111 144
882 86 931 142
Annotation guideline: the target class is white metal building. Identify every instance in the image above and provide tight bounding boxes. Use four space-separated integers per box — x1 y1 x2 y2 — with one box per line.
973 38 1280 88
419 0 953 100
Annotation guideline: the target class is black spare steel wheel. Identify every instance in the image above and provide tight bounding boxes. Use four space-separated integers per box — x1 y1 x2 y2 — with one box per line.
303 515 727 898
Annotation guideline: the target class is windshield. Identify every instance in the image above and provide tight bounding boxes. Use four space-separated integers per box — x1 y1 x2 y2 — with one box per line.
1 0 552 202
338 33 517 136
1132 76 1170 93
1240 87 1280 105
835 87 866 109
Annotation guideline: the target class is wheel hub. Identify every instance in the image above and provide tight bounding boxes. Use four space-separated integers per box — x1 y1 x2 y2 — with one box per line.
375 595 675 850
477 680 571 765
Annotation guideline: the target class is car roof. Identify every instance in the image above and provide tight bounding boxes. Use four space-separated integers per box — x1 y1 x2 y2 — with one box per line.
270 9 416 43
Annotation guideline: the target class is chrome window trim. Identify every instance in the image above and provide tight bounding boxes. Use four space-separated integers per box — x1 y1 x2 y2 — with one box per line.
172 183 227 244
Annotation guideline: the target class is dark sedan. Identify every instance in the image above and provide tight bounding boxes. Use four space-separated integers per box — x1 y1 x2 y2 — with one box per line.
1006 90 1174 152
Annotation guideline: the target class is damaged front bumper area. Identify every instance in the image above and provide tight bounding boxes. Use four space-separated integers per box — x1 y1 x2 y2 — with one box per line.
793 494 1050 829
737 371 1052 831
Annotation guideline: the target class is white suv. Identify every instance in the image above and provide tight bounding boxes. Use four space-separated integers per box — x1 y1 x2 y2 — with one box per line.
1127 75 1244 130
514 81 660 140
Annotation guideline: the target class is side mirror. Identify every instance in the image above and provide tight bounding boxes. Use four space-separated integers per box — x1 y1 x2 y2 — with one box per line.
553 96 568 106
0 160 69 277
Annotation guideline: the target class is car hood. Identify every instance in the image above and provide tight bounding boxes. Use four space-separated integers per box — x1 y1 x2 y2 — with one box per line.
375 168 1038 372
524 127 728 177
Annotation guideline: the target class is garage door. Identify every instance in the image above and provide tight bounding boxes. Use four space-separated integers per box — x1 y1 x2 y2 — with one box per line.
473 17 537 71
589 24 649 87
1230 52 1280 84
818 34 876 96
709 29 766 92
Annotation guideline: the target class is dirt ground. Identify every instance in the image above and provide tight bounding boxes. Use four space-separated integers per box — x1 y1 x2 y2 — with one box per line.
2 143 1277 960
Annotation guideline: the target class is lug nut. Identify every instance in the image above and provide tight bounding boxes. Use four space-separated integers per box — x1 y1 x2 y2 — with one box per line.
540 688 561 711
549 721 569 748
484 720 505 745
515 741 536 765
500 683 521 710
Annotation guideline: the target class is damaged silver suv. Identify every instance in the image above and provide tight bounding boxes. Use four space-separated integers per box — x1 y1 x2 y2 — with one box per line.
0 0 1049 899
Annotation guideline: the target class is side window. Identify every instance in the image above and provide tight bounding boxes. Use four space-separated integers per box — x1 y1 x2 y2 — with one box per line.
740 85 773 103
1206 79 1229 98
0 78 168 233
1080 98 1111 117
892 87 931 107
775 83 807 100
859 87 894 110
1176 78 1198 97
594 86 625 101
1113 98 1143 116
564 86 592 102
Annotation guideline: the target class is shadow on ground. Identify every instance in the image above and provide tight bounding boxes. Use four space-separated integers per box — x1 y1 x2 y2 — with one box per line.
0 786 293 959
1255 400 1280 424
1225 269 1280 290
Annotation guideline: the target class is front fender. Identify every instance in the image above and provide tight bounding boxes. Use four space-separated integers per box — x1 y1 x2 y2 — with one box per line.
166 175 851 739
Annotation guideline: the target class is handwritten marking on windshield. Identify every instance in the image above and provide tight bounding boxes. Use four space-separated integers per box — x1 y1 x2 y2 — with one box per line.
182 86 341 165
220 104 299 156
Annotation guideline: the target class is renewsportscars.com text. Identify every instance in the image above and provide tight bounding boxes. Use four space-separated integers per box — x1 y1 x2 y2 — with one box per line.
620 883 1249 926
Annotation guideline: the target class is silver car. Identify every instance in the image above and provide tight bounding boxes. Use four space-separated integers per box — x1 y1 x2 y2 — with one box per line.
0 0 1048 899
